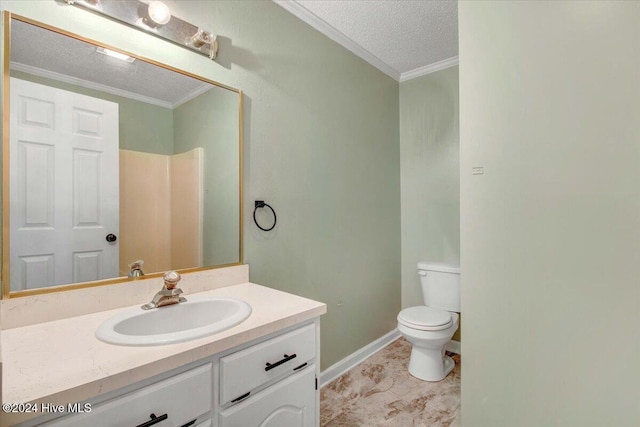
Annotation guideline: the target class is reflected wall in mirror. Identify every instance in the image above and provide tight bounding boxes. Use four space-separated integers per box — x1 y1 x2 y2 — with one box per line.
2 14 243 298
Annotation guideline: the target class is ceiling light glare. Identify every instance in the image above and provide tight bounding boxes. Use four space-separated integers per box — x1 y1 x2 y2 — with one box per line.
148 1 171 25
96 47 136 63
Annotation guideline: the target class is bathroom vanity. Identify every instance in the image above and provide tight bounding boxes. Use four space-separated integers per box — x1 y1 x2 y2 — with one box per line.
42 322 317 427
0 276 326 427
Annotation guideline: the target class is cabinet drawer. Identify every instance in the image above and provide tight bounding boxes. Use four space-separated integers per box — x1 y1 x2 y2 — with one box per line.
44 363 212 427
219 365 316 427
219 324 316 405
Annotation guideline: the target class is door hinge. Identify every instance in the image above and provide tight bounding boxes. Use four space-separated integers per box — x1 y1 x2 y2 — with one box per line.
315 377 318 390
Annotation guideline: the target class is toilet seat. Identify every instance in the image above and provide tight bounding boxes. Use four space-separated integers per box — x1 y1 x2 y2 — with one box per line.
397 306 452 331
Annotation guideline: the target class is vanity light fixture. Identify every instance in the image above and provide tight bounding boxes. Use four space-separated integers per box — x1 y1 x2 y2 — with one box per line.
62 0 219 60
96 47 136 63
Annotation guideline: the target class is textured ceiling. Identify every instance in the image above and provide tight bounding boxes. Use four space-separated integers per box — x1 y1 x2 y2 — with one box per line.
11 19 207 107
278 0 458 80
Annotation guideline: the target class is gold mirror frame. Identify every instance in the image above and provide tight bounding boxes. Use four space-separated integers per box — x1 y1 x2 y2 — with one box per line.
1 12 244 299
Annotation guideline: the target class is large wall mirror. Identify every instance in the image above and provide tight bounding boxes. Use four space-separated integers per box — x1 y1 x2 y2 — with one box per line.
2 13 243 298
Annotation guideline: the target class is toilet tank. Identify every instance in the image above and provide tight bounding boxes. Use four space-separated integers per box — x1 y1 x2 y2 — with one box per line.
418 262 460 312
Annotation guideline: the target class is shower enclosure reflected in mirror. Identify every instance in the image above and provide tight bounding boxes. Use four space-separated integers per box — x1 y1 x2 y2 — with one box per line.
2 14 243 298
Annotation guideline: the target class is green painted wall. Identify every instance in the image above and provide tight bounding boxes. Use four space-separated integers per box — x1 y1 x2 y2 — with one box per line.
3 0 401 369
460 1 640 425
10 70 174 155
399 67 460 340
174 88 240 266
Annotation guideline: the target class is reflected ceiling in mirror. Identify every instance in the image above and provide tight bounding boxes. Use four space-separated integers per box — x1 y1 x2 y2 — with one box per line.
2 14 243 298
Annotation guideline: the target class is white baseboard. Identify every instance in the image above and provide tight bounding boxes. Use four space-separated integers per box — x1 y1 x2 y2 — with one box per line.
319 329 401 388
445 339 461 355
320 334 462 388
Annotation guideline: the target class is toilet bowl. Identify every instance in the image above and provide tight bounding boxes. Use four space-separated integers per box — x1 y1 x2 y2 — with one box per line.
398 308 459 381
397 262 460 381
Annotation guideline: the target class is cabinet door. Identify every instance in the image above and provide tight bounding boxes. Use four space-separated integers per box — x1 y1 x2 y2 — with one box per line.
219 365 316 427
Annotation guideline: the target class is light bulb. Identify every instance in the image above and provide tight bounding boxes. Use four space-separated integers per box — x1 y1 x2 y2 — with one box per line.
147 1 171 25
188 29 213 48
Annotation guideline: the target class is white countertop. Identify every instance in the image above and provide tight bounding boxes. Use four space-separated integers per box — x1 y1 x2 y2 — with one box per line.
0 283 326 426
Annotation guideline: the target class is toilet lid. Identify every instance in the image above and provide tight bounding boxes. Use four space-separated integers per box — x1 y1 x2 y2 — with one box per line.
397 306 452 331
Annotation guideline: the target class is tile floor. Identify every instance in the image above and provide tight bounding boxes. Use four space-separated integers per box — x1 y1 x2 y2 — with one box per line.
320 338 461 426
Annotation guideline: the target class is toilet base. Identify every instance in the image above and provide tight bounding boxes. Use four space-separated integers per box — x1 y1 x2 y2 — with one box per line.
408 347 455 382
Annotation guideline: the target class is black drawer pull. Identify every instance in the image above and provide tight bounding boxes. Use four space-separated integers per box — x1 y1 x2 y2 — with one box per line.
180 420 197 427
231 391 251 403
293 362 308 371
265 353 297 371
136 413 168 427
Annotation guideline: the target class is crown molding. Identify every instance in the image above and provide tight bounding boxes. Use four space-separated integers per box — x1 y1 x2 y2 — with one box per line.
12 62 212 109
274 0 401 81
400 56 459 82
172 84 212 109
11 62 174 109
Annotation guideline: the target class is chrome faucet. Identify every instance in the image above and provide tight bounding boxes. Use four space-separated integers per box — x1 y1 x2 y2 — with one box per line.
128 260 145 278
141 271 186 310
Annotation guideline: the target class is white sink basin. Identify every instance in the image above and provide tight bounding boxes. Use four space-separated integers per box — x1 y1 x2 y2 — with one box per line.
95 297 252 346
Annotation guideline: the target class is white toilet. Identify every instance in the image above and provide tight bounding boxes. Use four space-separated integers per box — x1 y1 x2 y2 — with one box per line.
397 261 461 381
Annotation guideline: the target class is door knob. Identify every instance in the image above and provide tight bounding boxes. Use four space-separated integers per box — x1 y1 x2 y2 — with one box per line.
106 234 117 242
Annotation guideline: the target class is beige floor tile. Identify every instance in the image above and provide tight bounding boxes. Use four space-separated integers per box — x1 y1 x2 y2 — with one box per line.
321 338 461 426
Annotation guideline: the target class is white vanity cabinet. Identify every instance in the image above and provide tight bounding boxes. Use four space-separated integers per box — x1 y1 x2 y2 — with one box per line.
42 364 214 427
219 323 316 406
27 321 320 427
218 324 317 427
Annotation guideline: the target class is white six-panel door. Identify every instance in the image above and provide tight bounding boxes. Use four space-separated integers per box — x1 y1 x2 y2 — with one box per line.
9 77 119 291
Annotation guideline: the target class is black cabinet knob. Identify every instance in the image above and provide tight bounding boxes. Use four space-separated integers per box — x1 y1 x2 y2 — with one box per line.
106 234 117 243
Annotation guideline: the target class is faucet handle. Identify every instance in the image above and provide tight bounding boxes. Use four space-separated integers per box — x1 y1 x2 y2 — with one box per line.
128 259 144 269
163 271 181 289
